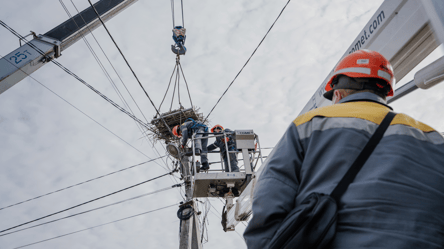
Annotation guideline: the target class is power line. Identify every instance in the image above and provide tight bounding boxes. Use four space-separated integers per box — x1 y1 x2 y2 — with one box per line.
65 0 184 187
0 20 164 138
0 156 166 211
60 0 129 113
0 23 173 175
0 51 172 170
87 0 174 137
1 184 182 237
204 0 291 122
60 0 176 179
11 203 178 249
67 0 152 132
0 171 175 234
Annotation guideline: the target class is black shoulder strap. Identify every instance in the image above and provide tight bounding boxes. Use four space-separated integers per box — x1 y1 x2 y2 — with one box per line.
330 111 396 202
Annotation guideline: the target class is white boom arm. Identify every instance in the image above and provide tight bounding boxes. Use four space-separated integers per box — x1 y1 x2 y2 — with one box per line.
0 0 137 95
227 0 444 230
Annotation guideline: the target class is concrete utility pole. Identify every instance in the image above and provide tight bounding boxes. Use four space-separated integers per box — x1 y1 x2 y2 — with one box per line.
178 155 203 249
0 0 138 95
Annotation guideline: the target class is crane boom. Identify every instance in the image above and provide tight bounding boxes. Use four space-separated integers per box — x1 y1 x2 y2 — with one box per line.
0 0 138 95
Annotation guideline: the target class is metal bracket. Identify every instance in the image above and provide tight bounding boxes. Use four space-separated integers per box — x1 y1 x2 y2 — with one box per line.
36 35 62 58
19 31 37 47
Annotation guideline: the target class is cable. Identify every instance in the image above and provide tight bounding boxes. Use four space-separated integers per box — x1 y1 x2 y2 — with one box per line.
1 184 182 237
0 171 174 234
0 20 163 138
181 0 185 27
64 0 174 175
0 51 173 177
11 203 178 249
67 0 182 182
60 0 129 113
170 0 175 27
0 156 166 211
65 0 147 123
204 0 291 122
178 62 193 107
0 51 169 164
207 200 245 241
87 0 174 137
159 63 178 110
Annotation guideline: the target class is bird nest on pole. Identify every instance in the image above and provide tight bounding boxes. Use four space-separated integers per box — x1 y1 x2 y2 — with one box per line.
148 107 207 143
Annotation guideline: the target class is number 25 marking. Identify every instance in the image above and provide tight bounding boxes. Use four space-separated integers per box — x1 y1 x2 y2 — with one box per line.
9 50 32 64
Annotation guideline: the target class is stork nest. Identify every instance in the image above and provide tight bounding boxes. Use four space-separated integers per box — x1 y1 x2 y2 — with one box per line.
147 107 208 143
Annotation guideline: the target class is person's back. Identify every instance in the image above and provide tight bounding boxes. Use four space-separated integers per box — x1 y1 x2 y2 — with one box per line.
294 96 444 248
243 50 444 248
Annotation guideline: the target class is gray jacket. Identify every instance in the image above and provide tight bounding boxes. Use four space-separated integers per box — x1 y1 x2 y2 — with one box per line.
244 92 444 248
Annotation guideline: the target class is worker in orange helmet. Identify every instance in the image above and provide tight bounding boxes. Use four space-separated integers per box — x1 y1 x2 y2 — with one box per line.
244 50 444 248
172 118 209 169
207 125 239 172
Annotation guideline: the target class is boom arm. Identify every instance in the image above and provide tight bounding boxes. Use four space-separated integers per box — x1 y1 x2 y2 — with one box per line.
0 0 138 95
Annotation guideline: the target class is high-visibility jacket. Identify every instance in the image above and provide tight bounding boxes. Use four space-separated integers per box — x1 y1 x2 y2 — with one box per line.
244 92 444 249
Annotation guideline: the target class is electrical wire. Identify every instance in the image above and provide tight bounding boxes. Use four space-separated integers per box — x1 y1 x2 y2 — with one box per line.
87 0 174 137
60 0 129 114
204 0 291 122
207 200 245 241
65 0 148 133
70 0 149 123
0 20 162 137
1 184 182 237
0 47 172 177
65 0 174 174
0 171 175 234
11 203 178 249
0 156 166 211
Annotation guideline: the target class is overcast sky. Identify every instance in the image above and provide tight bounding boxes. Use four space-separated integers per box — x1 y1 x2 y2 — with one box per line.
1 0 443 249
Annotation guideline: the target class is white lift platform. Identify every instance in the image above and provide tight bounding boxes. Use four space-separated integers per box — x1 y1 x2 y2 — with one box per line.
190 130 262 199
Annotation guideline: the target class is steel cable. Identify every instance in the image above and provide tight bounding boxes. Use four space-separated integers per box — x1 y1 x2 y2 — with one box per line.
204 0 291 122
68 0 150 125
11 203 178 249
0 171 175 234
0 156 166 211
0 20 163 138
87 0 174 137
1 184 181 237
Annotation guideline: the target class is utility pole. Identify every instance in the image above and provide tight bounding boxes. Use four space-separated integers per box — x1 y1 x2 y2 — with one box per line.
0 0 138 95
178 155 202 249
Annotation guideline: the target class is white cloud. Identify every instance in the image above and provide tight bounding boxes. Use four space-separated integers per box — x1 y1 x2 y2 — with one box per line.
1 0 443 248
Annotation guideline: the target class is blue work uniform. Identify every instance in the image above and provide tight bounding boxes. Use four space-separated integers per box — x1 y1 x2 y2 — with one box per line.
180 120 208 165
207 129 239 172
244 92 444 249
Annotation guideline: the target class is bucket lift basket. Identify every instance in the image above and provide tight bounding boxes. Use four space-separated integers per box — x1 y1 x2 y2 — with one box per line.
188 130 264 198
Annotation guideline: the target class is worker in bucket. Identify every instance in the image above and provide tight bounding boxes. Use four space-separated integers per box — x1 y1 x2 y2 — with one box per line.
244 50 444 248
172 118 209 170
207 125 239 172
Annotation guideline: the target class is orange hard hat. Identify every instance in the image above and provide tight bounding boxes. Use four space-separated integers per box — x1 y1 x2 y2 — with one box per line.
172 125 181 137
324 49 395 100
211 124 224 133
